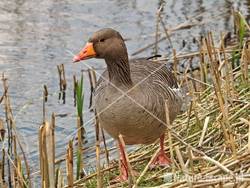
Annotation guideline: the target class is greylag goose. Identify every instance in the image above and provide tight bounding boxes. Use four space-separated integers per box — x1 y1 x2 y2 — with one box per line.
73 28 184 181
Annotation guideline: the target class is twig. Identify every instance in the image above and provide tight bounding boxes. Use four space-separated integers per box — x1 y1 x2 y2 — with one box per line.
95 112 102 188
132 148 160 188
66 140 73 187
198 116 210 147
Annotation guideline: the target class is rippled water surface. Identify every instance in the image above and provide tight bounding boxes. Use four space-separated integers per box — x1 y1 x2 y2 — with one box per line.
0 0 249 184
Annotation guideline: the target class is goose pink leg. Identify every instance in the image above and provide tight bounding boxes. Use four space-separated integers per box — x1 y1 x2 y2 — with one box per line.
110 141 129 182
112 141 137 182
149 134 171 169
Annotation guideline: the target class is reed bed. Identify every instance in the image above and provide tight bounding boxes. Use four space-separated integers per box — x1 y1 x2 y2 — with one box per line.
0 8 249 188
70 11 250 188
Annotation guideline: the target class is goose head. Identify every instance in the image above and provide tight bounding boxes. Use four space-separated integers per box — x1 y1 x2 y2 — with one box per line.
73 28 128 62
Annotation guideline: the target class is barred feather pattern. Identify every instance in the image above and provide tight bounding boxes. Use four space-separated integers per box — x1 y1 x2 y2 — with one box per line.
94 58 185 145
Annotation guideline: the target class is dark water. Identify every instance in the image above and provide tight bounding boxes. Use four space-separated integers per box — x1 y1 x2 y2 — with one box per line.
0 0 249 184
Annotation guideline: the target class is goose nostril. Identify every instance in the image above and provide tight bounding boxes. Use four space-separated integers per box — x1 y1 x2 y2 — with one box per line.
73 55 80 62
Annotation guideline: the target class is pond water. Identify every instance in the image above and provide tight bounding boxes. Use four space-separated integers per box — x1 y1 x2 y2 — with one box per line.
0 0 249 185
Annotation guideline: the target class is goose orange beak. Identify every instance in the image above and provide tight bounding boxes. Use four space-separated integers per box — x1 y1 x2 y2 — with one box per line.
73 42 96 63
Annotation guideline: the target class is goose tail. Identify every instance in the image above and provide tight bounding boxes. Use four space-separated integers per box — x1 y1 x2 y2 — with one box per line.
173 85 191 114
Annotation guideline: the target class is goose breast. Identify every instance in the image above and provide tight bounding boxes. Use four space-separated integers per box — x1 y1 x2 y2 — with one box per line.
94 59 183 145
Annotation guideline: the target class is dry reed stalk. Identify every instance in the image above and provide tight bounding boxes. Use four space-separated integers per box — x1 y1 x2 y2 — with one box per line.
57 64 67 103
0 119 5 141
0 86 8 105
66 140 73 187
199 156 238 177
165 100 175 180
72 153 160 186
39 123 49 188
5 152 27 188
46 121 55 188
86 69 95 98
55 168 59 188
240 166 250 188
154 5 162 56
154 8 227 51
143 166 168 182
132 147 161 188
173 49 178 80
239 118 250 152
188 58 199 94
174 145 193 188
51 113 56 173
57 169 64 188
75 113 248 186
205 35 222 99
16 157 24 188
87 69 93 109
13 135 17 185
43 86 46 123
101 127 110 166
0 149 5 187
2 74 31 187
186 101 193 131
38 121 55 188
219 121 230 146
228 103 250 122
205 34 237 155
187 147 194 176
2 74 13 188
240 41 250 83
94 113 102 188
198 116 210 147
159 15 173 49
57 64 67 91
155 47 239 63
185 76 201 129
199 40 207 91
72 165 116 186
132 19 199 56
57 65 62 91
178 71 213 88
200 151 248 175
44 85 48 102
88 68 110 167
220 35 235 105
61 64 67 90
11 129 31 188
163 129 237 179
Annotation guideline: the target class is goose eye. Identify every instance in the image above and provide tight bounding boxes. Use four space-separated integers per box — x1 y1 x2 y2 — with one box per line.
99 38 105 42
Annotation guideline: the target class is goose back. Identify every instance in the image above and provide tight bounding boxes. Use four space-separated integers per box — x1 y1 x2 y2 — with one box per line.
94 59 183 145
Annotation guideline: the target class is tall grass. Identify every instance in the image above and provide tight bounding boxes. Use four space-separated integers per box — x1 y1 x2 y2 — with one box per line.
75 74 84 126
239 15 246 49
75 75 85 180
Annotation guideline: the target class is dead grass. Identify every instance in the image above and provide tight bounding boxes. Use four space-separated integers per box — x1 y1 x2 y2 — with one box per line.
0 9 249 188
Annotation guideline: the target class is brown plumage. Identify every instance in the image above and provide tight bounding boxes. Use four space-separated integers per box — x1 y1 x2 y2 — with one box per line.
91 28 183 144
95 58 183 144
73 28 185 181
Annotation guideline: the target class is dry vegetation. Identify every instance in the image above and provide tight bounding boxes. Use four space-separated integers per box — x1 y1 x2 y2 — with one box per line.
0 9 249 188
